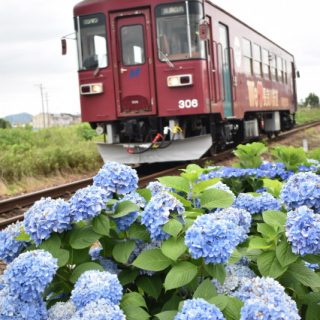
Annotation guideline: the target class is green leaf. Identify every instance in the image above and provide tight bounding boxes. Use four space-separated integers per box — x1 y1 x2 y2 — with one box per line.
257 223 278 240
248 236 273 250
257 251 287 278
193 178 221 195
127 224 150 241
169 191 192 207
137 188 152 202
155 311 178 320
121 292 147 310
15 230 31 242
223 296 243 320
156 310 178 320
208 295 229 310
193 279 217 301
69 225 101 249
122 306 150 320
137 276 163 299
113 200 140 218
288 261 320 288
112 240 136 264
38 234 61 251
161 237 187 261
70 262 104 283
164 261 198 291
200 188 234 209
306 303 320 320
262 210 287 228
262 178 283 198
54 249 70 267
118 269 139 286
133 248 172 271
180 164 204 182
204 264 226 284
228 249 242 265
162 220 183 238
276 239 298 267
69 248 91 265
92 214 110 236
158 176 190 193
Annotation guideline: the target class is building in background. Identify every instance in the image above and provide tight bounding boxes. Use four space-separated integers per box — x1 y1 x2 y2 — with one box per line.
32 113 81 129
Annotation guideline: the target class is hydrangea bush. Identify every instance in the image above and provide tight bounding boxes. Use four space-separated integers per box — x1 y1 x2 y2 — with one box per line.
1 150 320 319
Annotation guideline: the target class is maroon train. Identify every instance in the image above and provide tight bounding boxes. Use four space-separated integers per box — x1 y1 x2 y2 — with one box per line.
69 0 298 163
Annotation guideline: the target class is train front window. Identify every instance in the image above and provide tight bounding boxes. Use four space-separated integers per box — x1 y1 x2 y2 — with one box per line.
75 13 108 70
156 1 205 61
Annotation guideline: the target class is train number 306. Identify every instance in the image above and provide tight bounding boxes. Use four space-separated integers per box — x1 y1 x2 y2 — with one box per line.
178 99 199 109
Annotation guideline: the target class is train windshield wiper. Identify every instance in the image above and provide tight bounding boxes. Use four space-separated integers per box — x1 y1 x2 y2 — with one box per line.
158 50 175 68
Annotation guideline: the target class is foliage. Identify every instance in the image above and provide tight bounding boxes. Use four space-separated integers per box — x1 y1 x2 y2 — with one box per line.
0 124 102 184
272 145 308 171
296 106 320 125
0 118 12 129
2 151 320 318
304 93 320 107
233 142 268 168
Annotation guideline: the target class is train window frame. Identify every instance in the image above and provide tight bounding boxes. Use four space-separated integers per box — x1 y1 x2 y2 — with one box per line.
270 53 277 81
75 13 109 71
262 48 270 80
284 60 288 84
277 56 284 83
155 1 206 62
242 38 252 75
120 24 146 67
253 43 262 77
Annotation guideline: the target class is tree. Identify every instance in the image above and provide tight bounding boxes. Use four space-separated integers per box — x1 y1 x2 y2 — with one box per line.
304 93 320 107
0 118 11 129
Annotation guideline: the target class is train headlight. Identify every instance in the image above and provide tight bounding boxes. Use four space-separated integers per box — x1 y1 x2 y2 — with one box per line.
167 74 193 87
80 83 103 95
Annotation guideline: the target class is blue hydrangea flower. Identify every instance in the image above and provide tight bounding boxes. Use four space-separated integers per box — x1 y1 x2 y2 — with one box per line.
185 214 240 264
141 192 184 241
257 162 292 180
285 206 320 255
69 185 111 222
0 287 48 320
147 181 172 195
305 262 319 270
23 197 71 245
113 192 146 231
93 162 138 195
70 298 125 320
71 270 123 310
233 192 280 214
48 301 76 320
211 207 251 243
0 221 28 263
280 172 320 211
235 277 300 320
212 264 256 295
174 298 225 320
3 249 58 302
89 246 119 274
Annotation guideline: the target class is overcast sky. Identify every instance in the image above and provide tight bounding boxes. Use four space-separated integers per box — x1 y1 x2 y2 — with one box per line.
0 0 319 118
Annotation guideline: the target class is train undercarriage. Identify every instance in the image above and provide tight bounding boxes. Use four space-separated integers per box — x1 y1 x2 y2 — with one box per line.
93 110 295 164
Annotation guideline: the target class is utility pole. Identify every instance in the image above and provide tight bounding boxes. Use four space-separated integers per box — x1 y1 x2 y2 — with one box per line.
35 83 45 128
45 92 50 127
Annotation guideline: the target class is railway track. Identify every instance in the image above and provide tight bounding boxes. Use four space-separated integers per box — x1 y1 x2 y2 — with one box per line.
1 119 319 229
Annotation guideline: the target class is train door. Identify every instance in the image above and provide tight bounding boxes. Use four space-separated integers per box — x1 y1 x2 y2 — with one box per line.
219 23 233 117
111 10 156 116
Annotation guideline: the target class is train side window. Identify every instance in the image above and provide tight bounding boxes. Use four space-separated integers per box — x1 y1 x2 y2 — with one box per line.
120 25 145 66
270 54 277 81
284 60 288 84
242 38 252 75
262 49 270 79
277 56 284 83
253 44 262 77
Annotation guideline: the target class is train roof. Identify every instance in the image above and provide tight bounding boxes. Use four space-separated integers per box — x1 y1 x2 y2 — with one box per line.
206 0 293 57
74 0 293 58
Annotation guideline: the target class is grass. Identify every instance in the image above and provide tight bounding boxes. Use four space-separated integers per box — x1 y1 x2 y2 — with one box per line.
295 106 320 125
0 124 103 196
